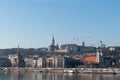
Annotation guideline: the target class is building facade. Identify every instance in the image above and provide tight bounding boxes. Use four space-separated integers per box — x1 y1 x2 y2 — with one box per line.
45 56 83 68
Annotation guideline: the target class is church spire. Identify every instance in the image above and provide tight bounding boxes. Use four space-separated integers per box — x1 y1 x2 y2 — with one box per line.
52 35 55 46
17 44 19 67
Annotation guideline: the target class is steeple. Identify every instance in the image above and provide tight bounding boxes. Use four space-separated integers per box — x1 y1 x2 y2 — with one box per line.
17 44 19 55
17 44 19 67
52 35 55 46
82 41 85 47
16 45 25 67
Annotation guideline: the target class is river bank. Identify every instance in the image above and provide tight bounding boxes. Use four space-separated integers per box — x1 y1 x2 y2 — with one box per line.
0 67 120 74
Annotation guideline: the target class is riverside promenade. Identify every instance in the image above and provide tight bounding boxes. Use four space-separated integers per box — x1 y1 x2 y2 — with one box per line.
0 67 120 74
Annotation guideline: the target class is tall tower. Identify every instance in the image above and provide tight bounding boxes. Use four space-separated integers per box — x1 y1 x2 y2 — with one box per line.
48 35 56 52
17 45 19 67
82 41 85 47
96 47 103 67
17 45 19 54
17 45 25 67
52 35 55 46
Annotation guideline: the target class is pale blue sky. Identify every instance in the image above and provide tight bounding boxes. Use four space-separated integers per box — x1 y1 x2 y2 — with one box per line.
0 0 120 48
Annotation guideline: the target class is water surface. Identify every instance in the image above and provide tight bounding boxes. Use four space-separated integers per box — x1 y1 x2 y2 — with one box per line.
0 72 119 80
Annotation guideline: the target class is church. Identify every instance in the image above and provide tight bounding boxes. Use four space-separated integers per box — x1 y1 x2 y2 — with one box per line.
48 36 59 52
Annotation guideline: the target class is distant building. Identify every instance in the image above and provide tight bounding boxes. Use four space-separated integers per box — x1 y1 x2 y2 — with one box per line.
38 48 48 52
78 46 96 53
59 44 96 54
55 49 68 53
60 44 78 53
108 46 120 52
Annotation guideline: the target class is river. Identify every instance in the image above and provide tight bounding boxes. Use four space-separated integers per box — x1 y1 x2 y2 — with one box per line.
0 72 119 80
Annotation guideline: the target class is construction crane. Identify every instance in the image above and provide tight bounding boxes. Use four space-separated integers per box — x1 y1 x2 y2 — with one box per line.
99 40 103 47
73 36 92 45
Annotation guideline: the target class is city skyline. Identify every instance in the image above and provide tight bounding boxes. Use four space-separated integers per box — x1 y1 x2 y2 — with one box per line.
0 0 120 48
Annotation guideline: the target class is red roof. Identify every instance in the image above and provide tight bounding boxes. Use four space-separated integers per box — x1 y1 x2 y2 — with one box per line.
83 56 97 63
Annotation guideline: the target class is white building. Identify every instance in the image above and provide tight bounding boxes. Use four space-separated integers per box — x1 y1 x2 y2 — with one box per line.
8 54 18 67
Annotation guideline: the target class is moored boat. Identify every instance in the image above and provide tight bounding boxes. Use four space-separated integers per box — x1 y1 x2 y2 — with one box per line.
102 69 116 75
64 70 76 73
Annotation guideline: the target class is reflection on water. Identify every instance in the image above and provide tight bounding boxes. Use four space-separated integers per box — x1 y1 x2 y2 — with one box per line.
0 72 119 80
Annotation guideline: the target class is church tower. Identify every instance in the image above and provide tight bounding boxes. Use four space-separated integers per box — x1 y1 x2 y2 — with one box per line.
17 45 25 67
48 35 58 52
52 36 55 46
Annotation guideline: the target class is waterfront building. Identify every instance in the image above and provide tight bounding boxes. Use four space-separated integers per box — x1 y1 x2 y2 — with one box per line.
96 48 103 63
45 56 83 68
84 56 97 63
24 55 46 68
96 47 104 67
81 47 104 68
8 53 25 67
8 54 18 67
83 56 99 68
33 56 46 68
0 57 11 67
36 58 45 68
24 57 34 67
8 46 25 67
82 51 99 68
18 53 25 67
46 57 56 68
103 56 113 67
107 46 120 67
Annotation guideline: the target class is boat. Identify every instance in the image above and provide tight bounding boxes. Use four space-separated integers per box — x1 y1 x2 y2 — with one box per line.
64 70 76 73
81 68 117 74
102 69 116 75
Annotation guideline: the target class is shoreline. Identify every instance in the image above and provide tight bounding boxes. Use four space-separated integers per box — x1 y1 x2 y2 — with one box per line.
0 67 120 74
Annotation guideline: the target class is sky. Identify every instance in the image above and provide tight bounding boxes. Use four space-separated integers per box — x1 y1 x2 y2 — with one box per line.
0 0 120 48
